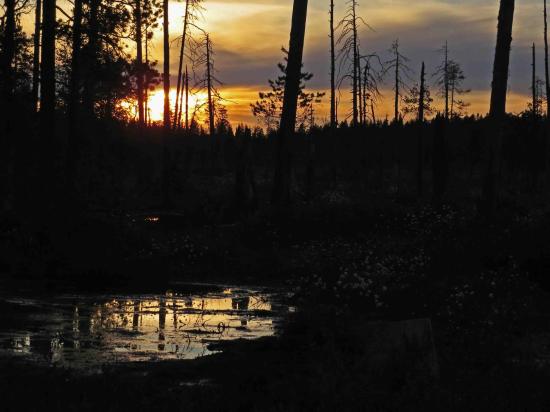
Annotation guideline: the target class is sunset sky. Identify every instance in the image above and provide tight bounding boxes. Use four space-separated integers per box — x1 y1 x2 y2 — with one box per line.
25 0 546 125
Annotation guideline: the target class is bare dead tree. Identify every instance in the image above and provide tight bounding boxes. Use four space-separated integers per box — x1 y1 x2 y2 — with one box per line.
384 39 413 123
173 0 203 130
336 0 367 126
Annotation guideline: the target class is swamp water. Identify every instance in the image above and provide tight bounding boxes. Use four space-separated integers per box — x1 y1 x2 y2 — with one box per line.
0 285 289 369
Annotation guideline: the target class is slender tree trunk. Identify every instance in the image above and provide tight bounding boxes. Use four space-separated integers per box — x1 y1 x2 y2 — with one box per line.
272 0 308 206
1 0 16 121
135 0 145 127
67 0 84 204
163 0 170 129
185 65 189 130
32 0 42 114
545 0 550 118
417 62 425 196
351 1 358 126
0 0 16 210
145 18 149 125
206 35 215 135
532 43 537 120
40 0 56 210
41 0 56 139
358 55 363 125
444 41 449 120
174 0 189 129
394 45 399 122
363 64 368 124
483 0 515 215
162 0 170 206
329 0 336 128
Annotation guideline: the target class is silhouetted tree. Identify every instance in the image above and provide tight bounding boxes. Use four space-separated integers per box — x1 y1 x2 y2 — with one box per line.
545 0 550 118
174 0 202 130
163 0 169 129
329 0 336 127
433 41 450 119
32 0 41 113
272 0 308 206
337 0 365 126
206 34 215 135
251 51 323 131
135 0 145 126
483 0 515 214
446 60 470 118
384 39 413 122
66 0 84 204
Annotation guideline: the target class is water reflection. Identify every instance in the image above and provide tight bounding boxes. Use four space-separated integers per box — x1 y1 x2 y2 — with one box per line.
0 287 285 368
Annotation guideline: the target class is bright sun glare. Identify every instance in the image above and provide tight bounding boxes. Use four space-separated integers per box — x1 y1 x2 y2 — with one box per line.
140 88 207 123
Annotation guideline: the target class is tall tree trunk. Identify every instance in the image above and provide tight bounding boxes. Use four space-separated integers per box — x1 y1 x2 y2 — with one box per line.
362 64 368 124
272 0 308 206
40 0 56 210
0 0 16 210
545 0 550 118
329 0 336 128
162 0 170 206
351 1 358 126
174 0 189 129
444 41 449 120
185 65 189 130
32 0 42 114
483 0 515 215
417 62 425 196
41 0 56 139
67 0 84 204
163 0 170 129
532 42 537 120
135 0 145 127
206 35 215 135
394 44 399 122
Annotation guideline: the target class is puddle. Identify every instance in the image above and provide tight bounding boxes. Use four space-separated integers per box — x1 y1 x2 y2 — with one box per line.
0 286 288 368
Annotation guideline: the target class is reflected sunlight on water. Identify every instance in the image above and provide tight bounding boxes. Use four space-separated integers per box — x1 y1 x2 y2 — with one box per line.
0 287 287 368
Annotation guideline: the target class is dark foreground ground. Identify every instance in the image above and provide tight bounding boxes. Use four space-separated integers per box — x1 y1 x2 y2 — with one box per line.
2 197 550 411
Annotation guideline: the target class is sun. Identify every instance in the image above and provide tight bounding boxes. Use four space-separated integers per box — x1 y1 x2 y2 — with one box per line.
146 88 207 123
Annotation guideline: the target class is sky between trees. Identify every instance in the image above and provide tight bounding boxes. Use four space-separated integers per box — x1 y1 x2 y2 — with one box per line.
20 0 544 124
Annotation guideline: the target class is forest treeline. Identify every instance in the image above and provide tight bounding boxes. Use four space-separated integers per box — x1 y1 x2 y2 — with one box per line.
0 0 545 219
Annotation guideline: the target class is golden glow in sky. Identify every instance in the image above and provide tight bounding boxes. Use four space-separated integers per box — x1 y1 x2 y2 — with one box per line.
22 0 544 125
